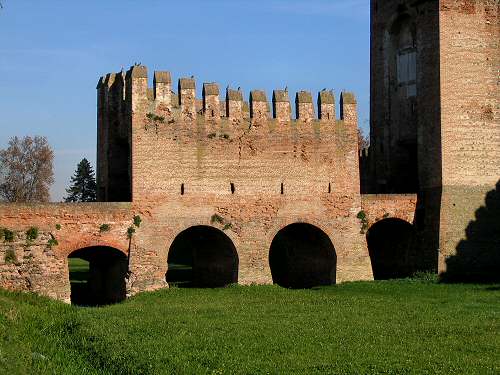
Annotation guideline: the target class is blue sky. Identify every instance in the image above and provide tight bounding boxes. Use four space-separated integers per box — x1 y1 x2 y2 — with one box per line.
0 0 370 201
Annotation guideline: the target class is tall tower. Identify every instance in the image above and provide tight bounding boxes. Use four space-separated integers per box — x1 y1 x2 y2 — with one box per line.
369 0 500 280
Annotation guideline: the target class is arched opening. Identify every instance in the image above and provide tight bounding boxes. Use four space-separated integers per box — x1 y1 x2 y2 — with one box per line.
68 246 127 306
269 223 336 288
166 226 239 288
366 218 417 279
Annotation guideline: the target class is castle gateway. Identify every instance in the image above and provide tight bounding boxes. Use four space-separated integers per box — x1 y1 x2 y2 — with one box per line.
0 0 498 304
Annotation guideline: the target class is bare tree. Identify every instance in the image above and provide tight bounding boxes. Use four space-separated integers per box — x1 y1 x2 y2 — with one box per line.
0 136 54 202
357 127 370 151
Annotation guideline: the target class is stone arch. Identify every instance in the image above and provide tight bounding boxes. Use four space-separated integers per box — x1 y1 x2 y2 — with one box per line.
67 245 127 306
269 223 337 288
366 218 417 280
59 238 128 259
166 225 239 287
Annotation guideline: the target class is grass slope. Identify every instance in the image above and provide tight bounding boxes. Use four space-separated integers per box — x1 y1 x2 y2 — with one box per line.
0 281 499 374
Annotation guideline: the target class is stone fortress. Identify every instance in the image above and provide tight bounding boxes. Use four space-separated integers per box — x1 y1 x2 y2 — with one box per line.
0 0 498 305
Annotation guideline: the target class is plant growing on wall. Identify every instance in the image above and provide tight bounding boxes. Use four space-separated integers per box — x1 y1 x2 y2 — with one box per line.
47 234 58 248
1 228 14 242
127 226 136 239
55 224 61 230
145 112 165 134
357 210 369 234
210 214 224 225
4 248 17 264
210 214 233 231
133 215 142 228
99 224 111 232
26 227 39 241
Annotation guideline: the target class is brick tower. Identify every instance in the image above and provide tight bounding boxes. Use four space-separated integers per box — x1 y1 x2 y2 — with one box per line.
368 0 499 280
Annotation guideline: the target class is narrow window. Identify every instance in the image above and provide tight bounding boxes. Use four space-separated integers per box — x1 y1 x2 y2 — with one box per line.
211 109 215 117
328 183 331 193
281 183 284 195
230 183 235 194
181 183 184 195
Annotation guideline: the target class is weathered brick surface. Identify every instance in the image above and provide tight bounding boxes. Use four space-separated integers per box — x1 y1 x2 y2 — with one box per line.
2 0 498 301
0 66 379 302
0 203 131 302
361 194 417 227
367 0 499 279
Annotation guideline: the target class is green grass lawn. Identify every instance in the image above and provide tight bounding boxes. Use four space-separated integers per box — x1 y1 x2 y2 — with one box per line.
0 281 499 374
68 258 90 284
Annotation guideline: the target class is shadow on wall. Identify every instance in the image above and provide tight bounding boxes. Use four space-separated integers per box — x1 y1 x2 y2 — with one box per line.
366 218 418 280
441 180 500 283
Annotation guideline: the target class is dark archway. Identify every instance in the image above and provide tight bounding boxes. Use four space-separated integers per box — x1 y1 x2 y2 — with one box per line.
166 226 239 288
366 218 417 279
269 223 337 288
68 246 127 306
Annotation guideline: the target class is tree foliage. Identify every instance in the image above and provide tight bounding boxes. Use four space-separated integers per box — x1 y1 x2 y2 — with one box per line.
64 158 97 202
0 136 54 202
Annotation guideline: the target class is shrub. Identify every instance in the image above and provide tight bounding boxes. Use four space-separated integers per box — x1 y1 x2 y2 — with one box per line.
223 223 233 231
210 214 224 225
4 248 17 264
133 215 142 228
99 224 111 232
356 211 366 221
26 227 39 241
55 224 61 230
356 211 369 234
47 236 59 248
127 226 136 239
2 228 14 242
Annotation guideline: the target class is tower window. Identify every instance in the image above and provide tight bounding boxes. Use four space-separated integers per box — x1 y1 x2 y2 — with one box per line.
397 49 417 97
230 183 235 194
181 183 185 195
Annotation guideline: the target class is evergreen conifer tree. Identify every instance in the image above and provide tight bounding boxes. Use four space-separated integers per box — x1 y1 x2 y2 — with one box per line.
64 158 97 202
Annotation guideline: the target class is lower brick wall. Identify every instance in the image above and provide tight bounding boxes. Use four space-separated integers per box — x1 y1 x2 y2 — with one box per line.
0 194 375 302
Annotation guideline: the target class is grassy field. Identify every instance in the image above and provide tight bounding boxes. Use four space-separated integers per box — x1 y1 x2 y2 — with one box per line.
68 258 90 284
0 280 499 374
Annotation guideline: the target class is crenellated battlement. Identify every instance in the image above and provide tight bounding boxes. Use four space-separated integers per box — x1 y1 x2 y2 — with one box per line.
97 65 361 202
97 65 358 125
